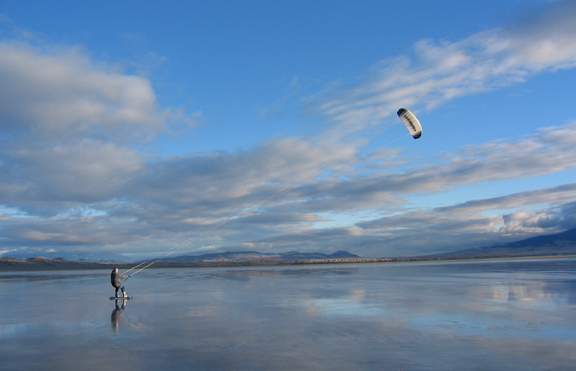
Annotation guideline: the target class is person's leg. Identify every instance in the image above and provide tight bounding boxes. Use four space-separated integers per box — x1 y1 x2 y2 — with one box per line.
115 286 120 297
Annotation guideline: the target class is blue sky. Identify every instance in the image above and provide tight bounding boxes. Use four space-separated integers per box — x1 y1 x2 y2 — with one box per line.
1 0 576 260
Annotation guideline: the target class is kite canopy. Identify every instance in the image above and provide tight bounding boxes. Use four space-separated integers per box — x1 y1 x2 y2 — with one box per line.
397 108 422 139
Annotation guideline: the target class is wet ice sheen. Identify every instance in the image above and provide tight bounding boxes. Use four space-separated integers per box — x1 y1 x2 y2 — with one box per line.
1 257 575 370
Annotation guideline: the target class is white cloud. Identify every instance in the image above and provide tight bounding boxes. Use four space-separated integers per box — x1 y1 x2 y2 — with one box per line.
0 41 189 215
314 1 576 136
2 140 142 206
0 42 167 141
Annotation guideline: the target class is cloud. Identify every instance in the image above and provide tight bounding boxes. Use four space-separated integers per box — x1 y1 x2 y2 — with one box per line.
260 122 576 217
236 213 325 225
354 182 576 255
0 40 195 215
1 141 142 209
0 42 167 141
313 0 576 136
126 137 358 219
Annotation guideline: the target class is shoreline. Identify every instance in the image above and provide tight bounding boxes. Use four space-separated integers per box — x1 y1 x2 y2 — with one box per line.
1 253 576 272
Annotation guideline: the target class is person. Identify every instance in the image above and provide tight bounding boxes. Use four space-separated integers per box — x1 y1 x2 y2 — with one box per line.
110 267 130 298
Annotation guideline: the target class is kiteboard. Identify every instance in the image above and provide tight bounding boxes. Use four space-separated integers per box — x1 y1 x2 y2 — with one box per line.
110 296 133 300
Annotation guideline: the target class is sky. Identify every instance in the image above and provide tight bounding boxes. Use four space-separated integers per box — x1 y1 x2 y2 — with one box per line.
1 0 576 261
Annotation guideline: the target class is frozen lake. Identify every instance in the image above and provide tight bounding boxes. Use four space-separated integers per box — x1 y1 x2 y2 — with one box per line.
1 257 575 370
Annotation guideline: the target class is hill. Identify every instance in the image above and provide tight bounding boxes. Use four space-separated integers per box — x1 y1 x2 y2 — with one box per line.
425 228 576 259
160 250 360 263
0 251 361 271
2 229 576 271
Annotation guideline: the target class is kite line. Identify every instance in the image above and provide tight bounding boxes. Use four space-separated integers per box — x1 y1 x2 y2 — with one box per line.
123 110 421 276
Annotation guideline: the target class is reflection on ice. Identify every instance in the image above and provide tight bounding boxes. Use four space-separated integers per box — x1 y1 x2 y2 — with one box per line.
111 299 129 331
304 289 387 317
491 282 553 302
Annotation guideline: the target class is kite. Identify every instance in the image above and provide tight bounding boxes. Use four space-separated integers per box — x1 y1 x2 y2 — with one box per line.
397 108 422 139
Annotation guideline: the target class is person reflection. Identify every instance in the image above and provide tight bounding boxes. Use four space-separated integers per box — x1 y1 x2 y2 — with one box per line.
111 299 128 331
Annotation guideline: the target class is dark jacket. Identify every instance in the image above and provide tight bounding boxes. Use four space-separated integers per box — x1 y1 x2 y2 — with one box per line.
111 271 128 287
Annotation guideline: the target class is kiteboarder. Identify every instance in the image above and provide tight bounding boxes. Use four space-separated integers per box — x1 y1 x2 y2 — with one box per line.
111 267 130 298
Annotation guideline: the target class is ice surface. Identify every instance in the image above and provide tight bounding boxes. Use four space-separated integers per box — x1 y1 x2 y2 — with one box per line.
1 258 575 370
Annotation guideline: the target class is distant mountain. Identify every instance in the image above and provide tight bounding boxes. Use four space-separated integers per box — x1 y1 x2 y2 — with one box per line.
3 229 576 272
160 250 360 263
426 228 576 259
0 251 362 271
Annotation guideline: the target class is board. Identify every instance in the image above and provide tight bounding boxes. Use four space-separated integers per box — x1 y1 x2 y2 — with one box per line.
110 296 133 300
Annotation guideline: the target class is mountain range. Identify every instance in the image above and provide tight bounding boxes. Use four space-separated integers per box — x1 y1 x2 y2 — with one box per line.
159 250 359 263
1 228 575 270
